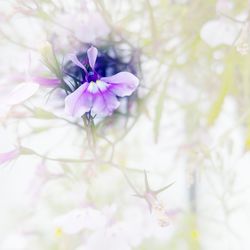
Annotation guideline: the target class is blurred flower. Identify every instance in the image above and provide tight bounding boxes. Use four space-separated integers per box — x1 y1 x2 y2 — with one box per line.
0 82 39 114
54 205 148 250
27 163 63 201
0 81 39 121
64 46 139 117
2 82 39 105
216 0 233 14
75 203 175 250
1 233 28 249
53 207 107 235
75 207 140 250
134 171 174 227
32 76 61 88
145 192 170 227
80 224 132 250
200 18 240 47
74 12 110 43
55 11 110 46
0 149 19 165
235 22 250 55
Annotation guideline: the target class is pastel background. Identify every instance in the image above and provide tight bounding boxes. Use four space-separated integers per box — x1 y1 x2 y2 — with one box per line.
0 0 250 249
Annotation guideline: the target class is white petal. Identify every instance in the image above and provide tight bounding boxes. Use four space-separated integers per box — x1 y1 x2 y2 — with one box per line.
200 19 239 47
5 82 39 106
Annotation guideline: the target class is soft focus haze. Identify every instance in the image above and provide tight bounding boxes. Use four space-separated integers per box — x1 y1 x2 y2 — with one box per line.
1 0 250 249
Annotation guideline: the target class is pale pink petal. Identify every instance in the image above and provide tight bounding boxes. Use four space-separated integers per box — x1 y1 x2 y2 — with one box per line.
64 83 93 117
87 46 98 70
5 82 39 105
67 53 87 73
101 72 139 97
33 76 60 87
74 13 110 43
0 149 19 165
91 90 120 116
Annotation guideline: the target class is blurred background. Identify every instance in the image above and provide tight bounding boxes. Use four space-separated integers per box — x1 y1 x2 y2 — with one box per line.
1 0 250 249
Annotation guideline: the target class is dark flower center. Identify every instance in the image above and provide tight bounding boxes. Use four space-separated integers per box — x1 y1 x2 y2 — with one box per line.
87 71 99 83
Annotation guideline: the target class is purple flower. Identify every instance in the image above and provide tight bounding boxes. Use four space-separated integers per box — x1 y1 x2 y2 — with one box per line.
64 46 139 117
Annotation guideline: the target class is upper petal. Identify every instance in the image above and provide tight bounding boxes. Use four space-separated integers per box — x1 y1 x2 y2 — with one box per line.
67 53 87 73
87 46 98 70
64 83 92 117
101 72 139 97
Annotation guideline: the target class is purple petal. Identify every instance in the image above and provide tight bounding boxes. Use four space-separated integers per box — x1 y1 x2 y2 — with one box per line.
65 83 93 117
67 54 88 74
33 76 61 87
101 72 139 97
0 149 19 165
87 46 98 70
91 90 120 116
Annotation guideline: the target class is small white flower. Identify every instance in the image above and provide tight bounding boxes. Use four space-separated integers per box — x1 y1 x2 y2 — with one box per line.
1 233 28 249
0 81 39 117
200 18 240 47
53 207 107 235
8 82 39 105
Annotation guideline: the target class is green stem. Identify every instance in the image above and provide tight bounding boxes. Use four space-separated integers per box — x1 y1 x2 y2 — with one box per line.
82 115 97 157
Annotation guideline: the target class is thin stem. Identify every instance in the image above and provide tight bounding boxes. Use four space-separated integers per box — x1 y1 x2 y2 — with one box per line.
83 115 97 158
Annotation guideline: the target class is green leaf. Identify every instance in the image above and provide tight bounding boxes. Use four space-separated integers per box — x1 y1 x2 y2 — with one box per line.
154 77 168 143
34 107 56 119
207 52 235 125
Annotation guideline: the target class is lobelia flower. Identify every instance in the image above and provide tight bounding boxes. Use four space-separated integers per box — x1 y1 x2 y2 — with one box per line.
64 46 139 117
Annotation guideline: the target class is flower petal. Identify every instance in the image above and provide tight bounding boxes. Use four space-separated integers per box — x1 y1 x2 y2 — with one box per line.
64 83 93 117
54 209 86 235
33 76 61 87
87 46 98 70
0 149 19 165
91 90 120 116
101 72 139 97
54 208 107 235
200 19 239 47
67 53 87 73
5 82 39 105
87 80 109 94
